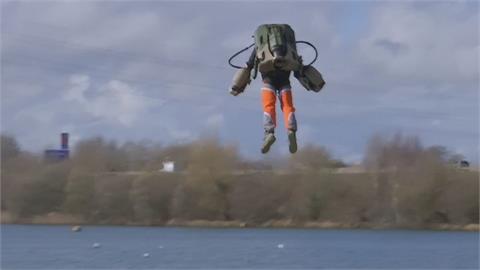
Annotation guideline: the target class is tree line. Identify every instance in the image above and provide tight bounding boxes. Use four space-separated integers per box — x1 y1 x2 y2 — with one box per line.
1 133 478 227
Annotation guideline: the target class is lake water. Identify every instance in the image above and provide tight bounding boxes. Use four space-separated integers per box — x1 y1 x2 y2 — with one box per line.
1 224 478 269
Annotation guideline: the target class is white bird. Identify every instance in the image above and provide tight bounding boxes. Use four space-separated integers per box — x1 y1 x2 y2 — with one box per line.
277 244 285 249
92 243 101 248
143 253 150 258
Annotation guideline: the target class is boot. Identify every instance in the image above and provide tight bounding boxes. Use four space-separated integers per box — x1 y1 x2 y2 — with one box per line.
288 130 297 154
261 132 276 154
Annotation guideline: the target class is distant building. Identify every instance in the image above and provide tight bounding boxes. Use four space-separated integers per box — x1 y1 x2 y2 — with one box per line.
44 133 69 161
160 161 175 172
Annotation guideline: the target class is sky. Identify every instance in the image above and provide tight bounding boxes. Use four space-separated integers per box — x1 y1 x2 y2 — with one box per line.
1 1 479 164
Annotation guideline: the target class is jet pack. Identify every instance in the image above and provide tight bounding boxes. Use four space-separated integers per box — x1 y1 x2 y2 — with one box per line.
228 24 325 93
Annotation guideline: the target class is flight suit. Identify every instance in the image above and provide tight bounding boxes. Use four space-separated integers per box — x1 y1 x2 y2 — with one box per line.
247 49 297 135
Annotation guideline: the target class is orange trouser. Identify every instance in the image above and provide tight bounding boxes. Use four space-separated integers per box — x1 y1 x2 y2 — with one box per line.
261 84 297 133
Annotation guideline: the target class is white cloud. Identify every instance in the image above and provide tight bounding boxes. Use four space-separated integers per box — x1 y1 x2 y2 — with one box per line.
64 75 151 126
89 80 150 126
357 3 478 86
206 113 225 129
64 74 90 103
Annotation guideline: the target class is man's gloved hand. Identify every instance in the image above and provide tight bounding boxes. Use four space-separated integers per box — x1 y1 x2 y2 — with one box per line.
229 88 241 96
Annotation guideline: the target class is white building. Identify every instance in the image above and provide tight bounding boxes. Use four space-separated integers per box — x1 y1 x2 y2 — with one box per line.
161 161 175 173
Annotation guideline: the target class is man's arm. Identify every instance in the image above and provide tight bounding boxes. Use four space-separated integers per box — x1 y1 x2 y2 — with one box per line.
246 48 256 69
230 48 256 96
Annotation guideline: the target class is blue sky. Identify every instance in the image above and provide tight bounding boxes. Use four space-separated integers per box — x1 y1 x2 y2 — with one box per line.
1 1 478 164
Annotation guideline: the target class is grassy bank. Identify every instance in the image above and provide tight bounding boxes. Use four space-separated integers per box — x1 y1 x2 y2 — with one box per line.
2 211 478 232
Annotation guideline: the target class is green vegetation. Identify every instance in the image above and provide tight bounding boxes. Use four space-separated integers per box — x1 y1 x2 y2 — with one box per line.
1 133 478 229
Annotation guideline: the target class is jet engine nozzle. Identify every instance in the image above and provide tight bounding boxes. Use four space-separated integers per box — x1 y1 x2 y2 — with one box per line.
230 68 252 94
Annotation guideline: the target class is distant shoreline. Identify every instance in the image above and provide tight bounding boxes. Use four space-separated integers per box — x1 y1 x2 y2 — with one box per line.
2 212 478 232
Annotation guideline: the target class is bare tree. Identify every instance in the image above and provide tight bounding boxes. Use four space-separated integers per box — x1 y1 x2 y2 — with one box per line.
172 137 239 220
63 170 95 219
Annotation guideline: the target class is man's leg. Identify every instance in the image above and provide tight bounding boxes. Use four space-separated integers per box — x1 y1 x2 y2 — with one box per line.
279 86 297 153
261 84 277 154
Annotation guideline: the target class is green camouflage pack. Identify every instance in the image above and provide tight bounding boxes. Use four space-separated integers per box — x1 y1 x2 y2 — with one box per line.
254 24 302 73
